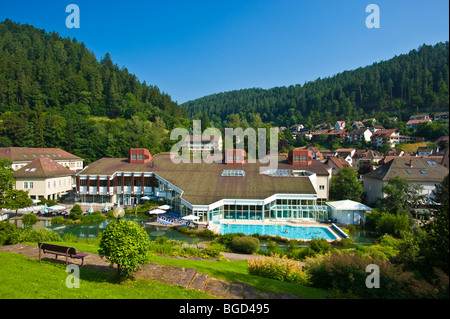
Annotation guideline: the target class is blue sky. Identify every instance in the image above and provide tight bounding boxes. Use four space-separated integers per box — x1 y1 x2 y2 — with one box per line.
0 0 449 103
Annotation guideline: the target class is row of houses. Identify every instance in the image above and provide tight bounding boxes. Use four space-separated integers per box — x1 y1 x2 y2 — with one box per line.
290 112 449 147
292 126 423 148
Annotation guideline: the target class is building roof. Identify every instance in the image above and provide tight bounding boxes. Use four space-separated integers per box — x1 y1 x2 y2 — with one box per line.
380 155 443 165
364 157 448 183
0 147 82 162
79 153 332 205
326 157 351 169
354 149 383 160
371 129 398 138
326 200 372 211
349 127 371 135
406 119 432 125
13 157 75 179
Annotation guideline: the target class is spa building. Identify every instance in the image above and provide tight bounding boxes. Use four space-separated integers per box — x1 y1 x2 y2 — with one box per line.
75 148 333 223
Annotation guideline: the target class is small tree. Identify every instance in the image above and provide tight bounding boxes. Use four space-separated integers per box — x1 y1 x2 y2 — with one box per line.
70 204 83 220
380 177 426 215
98 219 150 279
1 189 33 216
330 167 364 202
22 213 38 228
0 158 14 202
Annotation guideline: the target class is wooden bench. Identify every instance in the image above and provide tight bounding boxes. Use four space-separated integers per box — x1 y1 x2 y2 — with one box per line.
38 242 89 266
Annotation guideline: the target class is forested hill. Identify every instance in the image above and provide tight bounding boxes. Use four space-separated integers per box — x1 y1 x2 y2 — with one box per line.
0 20 189 163
182 42 449 128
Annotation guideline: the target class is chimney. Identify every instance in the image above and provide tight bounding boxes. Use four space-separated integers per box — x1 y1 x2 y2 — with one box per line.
409 159 413 168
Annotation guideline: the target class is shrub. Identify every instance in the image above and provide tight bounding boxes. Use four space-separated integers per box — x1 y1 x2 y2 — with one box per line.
50 216 67 225
262 240 285 257
203 243 226 258
4 228 61 245
196 229 217 239
332 237 355 246
98 219 151 279
305 250 438 298
364 209 383 231
0 221 16 245
309 238 331 254
231 235 260 254
248 255 310 285
80 211 106 223
22 213 38 226
216 233 245 247
288 247 316 261
376 213 410 238
70 204 83 220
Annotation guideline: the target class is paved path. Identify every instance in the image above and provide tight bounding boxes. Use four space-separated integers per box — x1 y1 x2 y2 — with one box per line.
0 244 299 299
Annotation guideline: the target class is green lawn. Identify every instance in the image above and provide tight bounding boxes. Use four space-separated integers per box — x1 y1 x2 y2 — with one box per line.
0 251 215 299
11 241 328 299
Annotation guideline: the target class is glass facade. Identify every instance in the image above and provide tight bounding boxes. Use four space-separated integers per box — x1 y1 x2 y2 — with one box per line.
78 173 329 222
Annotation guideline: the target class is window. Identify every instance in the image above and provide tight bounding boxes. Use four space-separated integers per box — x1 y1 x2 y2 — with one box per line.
235 155 242 161
138 154 144 160
227 155 234 162
23 182 28 189
221 170 245 177
29 182 33 189
294 155 300 162
301 155 307 162
319 185 325 190
48 182 51 189
131 154 137 160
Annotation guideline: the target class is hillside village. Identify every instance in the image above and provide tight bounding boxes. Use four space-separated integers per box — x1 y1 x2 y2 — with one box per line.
280 111 448 176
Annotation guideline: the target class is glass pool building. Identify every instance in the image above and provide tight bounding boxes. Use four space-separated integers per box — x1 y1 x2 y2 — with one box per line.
76 148 333 223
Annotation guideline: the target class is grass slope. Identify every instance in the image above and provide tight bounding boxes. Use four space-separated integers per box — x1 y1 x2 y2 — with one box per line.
0 252 215 299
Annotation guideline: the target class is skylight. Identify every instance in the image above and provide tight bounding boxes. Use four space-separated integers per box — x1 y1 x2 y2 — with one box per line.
420 170 427 174
30 168 36 172
263 169 292 176
406 170 411 174
221 170 245 177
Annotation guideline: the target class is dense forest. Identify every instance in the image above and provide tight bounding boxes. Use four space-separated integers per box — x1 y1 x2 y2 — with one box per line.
0 20 190 163
182 42 449 129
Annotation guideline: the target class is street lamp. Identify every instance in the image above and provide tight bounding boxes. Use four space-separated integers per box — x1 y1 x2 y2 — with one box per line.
112 206 125 220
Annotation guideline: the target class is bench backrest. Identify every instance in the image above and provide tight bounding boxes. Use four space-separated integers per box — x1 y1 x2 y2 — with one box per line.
38 242 77 255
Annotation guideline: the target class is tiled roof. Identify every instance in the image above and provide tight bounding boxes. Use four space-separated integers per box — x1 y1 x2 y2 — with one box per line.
406 119 432 125
0 147 82 162
364 157 448 182
79 153 332 205
13 157 75 178
326 157 351 169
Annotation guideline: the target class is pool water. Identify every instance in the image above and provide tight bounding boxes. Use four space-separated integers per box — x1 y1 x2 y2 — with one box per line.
218 223 337 241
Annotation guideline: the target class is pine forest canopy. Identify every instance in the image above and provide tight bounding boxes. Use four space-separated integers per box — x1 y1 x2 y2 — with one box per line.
182 42 449 129
0 20 189 163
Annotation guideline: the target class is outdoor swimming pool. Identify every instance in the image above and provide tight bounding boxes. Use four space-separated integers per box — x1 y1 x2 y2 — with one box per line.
218 223 337 241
